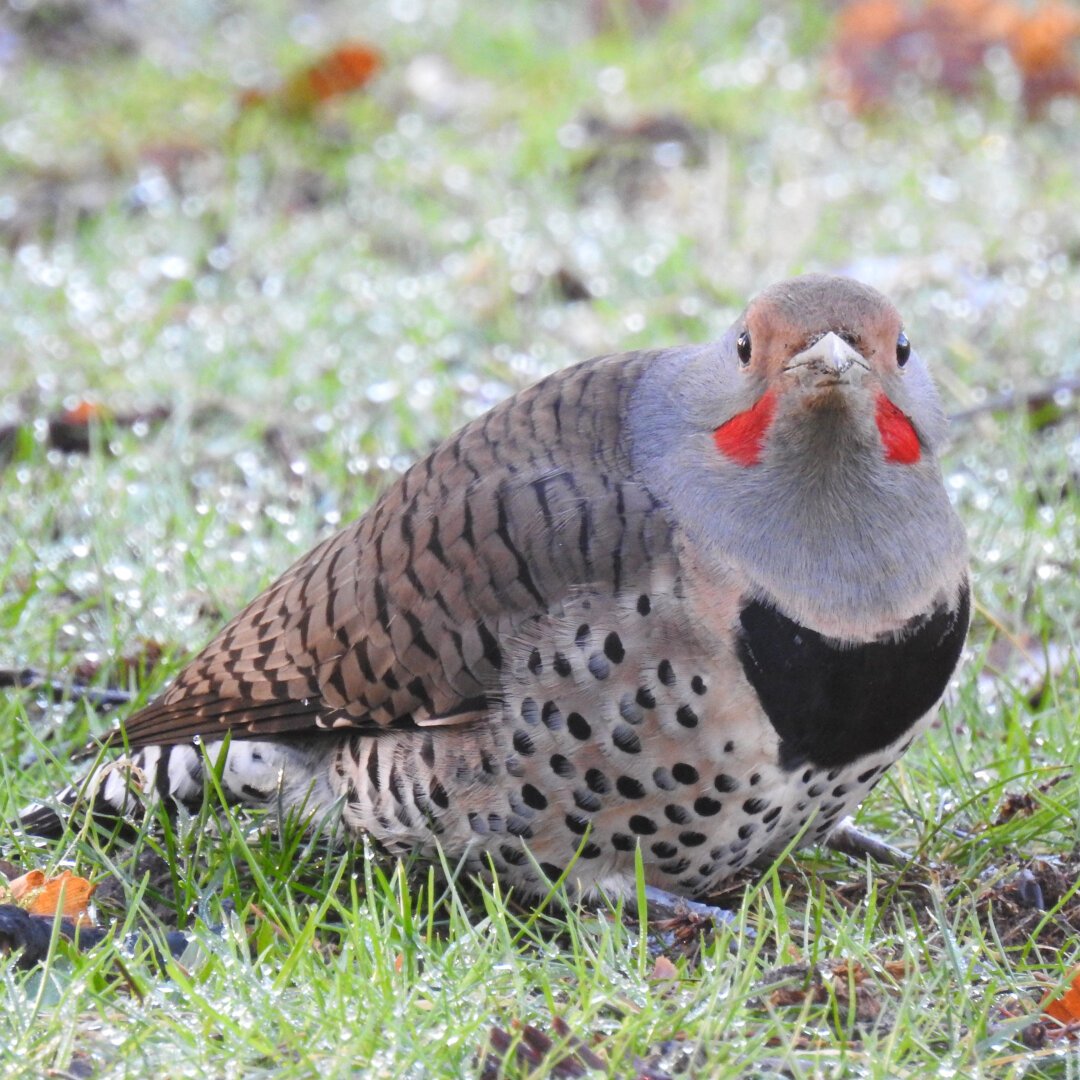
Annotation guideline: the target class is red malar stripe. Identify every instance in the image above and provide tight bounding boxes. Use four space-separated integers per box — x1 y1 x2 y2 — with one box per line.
713 389 777 466
875 393 921 464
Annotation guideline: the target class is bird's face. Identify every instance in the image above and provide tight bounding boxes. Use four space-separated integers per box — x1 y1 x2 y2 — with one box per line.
628 273 966 633
707 275 946 471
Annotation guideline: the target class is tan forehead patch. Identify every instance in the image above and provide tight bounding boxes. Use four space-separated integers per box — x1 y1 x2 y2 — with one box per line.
745 275 900 361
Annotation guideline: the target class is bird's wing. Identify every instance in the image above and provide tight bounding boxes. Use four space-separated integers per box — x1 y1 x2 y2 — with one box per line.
118 352 666 749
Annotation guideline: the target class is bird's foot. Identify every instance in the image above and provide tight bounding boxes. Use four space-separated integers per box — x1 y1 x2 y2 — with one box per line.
825 817 910 867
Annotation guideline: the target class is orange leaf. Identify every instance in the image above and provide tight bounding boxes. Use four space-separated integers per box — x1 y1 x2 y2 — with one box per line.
829 0 1080 115
1009 2 1080 75
1044 968 1080 1029
835 0 905 47
28 871 95 921
8 869 46 902
279 43 383 114
8 869 96 925
59 401 111 426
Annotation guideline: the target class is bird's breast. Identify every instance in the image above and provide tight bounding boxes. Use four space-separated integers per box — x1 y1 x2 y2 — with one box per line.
734 580 971 771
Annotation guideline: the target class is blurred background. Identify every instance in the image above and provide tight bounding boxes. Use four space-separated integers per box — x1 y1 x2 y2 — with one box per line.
0 0 1077 716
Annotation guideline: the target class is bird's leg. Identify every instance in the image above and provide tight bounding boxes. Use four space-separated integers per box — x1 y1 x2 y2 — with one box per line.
640 884 737 925
825 816 910 866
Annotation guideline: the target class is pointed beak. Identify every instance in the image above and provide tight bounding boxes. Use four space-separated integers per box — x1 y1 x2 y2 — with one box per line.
783 332 869 386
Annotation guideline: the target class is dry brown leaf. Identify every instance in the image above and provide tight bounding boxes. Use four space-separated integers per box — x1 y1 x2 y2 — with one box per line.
649 954 679 982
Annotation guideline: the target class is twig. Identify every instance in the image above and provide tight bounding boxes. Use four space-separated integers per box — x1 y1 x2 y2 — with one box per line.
0 667 134 710
949 376 1080 425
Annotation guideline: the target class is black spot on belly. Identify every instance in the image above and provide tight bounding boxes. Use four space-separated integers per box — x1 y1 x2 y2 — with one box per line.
500 844 527 866
612 725 642 754
652 767 676 791
619 695 645 725
574 789 602 812
587 653 610 680
660 858 690 875
542 702 563 730
585 767 610 793
604 632 625 663
675 704 699 728
550 754 575 778
567 713 591 740
679 831 707 847
672 763 699 785
736 580 970 769
521 784 547 810
565 813 589 835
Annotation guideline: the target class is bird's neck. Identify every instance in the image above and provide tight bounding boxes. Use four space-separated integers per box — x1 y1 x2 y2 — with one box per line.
634 391 967 640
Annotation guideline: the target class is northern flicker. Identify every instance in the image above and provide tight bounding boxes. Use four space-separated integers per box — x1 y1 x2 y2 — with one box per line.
21 274 969 902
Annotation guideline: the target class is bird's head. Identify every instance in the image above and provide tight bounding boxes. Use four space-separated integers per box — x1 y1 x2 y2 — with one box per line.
708 275 946 470
629 274 967 636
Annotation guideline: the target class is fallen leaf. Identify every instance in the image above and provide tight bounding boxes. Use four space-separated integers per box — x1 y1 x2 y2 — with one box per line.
1044 968 1080 1029
1009 1 1080 111
829 0 1080 115
6 869 95 925
6 869 45 902
649 954 679 982
242 43 384 116
58 401 111 426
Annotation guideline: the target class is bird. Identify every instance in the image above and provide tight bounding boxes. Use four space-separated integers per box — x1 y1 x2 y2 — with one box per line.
19 274 970 905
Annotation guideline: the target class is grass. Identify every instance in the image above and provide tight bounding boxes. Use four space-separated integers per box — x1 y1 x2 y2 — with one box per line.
1 0 1080 1076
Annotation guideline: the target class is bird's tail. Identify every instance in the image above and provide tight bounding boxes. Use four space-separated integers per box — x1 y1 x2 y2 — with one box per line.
16 738 339 839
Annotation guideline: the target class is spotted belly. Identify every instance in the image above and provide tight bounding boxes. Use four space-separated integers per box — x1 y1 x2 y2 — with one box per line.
326 579 957 900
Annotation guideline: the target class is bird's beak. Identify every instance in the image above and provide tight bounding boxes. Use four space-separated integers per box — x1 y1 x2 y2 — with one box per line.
783 332 869 388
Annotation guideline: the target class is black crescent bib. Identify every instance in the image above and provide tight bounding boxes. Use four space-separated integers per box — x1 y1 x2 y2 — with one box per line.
736 581 970 769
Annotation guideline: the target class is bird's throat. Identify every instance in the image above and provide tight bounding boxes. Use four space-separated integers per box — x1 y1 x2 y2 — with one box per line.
714 389 921 467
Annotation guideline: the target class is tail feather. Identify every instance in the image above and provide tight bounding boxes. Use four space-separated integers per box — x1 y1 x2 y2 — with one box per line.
16 738 339 838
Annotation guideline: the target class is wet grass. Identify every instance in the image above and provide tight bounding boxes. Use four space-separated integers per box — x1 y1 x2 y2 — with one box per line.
1 0 1080 1076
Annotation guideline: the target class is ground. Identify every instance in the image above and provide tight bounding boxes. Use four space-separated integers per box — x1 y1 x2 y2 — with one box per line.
0 1 1079 1077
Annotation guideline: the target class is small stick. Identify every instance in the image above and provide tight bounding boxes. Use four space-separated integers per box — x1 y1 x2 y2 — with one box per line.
0 667 134 710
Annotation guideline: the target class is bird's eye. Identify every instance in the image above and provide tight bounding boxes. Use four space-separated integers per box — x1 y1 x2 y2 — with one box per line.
896 331 910 367
736 330 752 366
